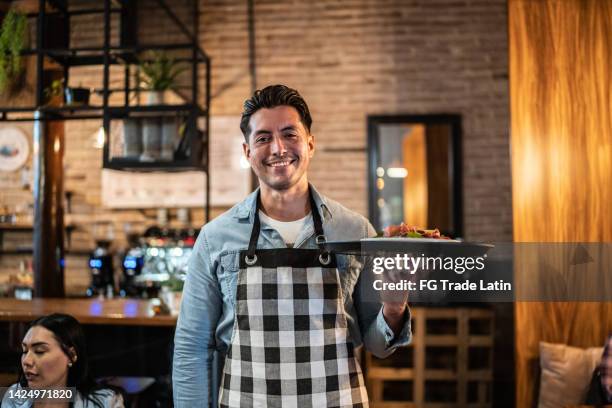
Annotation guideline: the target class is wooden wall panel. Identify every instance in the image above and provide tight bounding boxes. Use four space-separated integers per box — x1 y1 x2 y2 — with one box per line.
509 1 612 407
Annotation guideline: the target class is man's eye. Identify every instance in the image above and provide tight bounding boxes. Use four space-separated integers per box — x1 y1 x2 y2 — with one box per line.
256 137 269 143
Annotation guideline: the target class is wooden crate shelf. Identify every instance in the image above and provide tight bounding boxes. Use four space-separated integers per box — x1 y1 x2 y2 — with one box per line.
365 307 494 408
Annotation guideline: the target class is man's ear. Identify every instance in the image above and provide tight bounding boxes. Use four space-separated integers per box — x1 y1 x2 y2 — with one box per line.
308 133 315 158
242 142 250 160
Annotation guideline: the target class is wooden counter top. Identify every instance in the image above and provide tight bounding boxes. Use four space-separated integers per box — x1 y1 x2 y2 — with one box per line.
0 298 177 327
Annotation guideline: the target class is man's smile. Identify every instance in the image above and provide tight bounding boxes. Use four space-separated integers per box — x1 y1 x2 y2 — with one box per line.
265 158 297 168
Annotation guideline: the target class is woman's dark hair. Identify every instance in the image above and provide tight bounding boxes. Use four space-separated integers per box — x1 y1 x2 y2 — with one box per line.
240 84 313 141
18 313 107 408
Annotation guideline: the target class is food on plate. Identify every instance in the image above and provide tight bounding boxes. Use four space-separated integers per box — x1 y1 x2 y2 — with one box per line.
380 223 451 239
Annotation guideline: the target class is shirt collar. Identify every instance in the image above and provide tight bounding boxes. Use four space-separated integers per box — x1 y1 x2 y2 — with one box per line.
233 183 333 223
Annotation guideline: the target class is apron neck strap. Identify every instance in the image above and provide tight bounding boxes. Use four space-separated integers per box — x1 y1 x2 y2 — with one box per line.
247 185 326 255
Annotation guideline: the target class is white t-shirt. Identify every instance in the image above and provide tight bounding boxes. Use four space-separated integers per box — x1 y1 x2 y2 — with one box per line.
258 210 312 247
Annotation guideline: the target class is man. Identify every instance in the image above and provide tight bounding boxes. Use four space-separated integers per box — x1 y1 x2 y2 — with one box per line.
173 85 411 407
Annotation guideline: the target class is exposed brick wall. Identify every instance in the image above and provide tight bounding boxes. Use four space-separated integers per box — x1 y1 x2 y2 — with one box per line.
0 0 511 294
203 0 512 242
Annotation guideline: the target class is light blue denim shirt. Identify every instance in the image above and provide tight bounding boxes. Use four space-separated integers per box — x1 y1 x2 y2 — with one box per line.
173 184 412 407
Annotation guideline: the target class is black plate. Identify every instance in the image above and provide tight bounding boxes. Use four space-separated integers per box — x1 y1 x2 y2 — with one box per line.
324 238 494 257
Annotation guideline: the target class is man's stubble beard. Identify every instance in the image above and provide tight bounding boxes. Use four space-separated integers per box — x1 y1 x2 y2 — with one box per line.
261 168 309 193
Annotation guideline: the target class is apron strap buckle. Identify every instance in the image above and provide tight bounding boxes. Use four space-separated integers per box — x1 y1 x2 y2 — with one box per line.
319 252 332 266
245 254 258 266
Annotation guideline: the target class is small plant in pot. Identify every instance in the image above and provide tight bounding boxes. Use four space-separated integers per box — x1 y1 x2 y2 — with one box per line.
43 79 63 105
138 52 185 161
43 80 90 106
138 51 186 105
0 8 28 95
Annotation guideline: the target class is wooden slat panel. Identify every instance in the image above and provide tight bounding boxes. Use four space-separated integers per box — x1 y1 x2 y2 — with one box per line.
423 369 456 380
423 335 492 346
468 336 493 347
413 310 425 405
366 307 493 406
424 335 458 345
457 309 468 406
371 402 416 408
509 1 612 407
369 368 415 380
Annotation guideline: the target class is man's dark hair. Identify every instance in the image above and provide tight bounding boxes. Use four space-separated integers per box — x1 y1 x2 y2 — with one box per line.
240 84 312 141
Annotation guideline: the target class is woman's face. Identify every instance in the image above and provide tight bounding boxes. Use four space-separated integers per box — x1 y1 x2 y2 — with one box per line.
21 326 74 388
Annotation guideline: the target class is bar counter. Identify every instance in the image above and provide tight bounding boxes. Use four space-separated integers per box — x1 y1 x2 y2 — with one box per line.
0 298 177 327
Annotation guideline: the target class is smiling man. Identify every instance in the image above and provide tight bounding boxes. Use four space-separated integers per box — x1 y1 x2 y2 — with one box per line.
173 85 412 408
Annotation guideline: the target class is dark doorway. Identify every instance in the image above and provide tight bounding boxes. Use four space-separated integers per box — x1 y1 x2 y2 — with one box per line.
368 114 462 238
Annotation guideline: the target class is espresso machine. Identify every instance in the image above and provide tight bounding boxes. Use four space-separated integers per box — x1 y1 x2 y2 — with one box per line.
119 226 196 298
87 240 114 297
119 246 145 297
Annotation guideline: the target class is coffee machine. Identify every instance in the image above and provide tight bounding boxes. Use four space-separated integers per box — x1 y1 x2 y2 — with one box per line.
119 246 144 297
118 226 196 298
87 240 114 297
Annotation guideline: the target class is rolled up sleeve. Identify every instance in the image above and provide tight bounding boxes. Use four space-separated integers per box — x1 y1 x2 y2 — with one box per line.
355 219 412 358
173 229 222 407
355 285 412 358
376 306 412 349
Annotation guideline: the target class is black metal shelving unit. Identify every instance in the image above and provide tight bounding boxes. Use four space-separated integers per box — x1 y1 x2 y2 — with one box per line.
0 0 211 220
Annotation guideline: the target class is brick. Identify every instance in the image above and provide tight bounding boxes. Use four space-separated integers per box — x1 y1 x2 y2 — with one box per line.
0 0 511 289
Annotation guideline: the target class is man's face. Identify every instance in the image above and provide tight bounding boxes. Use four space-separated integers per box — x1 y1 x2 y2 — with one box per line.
243 105 315 191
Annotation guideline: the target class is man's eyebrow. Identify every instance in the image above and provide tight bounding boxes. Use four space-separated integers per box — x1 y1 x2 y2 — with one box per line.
253 125 298 137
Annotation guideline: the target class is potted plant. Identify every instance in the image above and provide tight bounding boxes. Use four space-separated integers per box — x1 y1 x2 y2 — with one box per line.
160 274 184 315
0 8 28 95
43 80 91 106
138 51 186 105
138 52 186 161
43 79 63 105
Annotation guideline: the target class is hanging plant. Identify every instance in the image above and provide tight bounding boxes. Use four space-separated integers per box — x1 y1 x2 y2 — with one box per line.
0 8 28 94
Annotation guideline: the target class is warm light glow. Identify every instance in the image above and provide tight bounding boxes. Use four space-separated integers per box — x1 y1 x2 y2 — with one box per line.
376 167 385 177
387 167 408 178
94 127 105 149
240 155 251 169
376 177 385 190
517 137 541 204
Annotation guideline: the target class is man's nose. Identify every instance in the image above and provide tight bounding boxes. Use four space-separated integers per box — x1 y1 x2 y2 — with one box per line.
270 135 287 155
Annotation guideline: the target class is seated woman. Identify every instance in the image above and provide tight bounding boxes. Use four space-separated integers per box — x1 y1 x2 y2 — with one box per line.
2 313 123 408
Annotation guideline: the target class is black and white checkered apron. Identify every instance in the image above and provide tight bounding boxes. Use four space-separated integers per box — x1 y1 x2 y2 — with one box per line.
219 189 369 408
